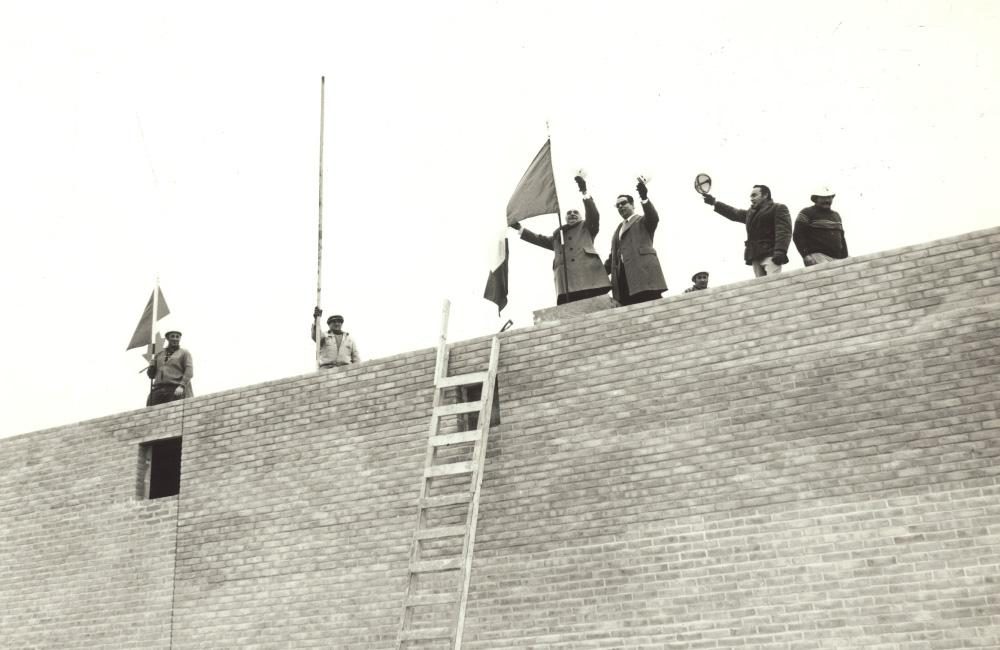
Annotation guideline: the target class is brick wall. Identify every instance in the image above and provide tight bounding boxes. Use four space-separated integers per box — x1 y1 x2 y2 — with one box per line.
0 413 180 649
1 226 997 649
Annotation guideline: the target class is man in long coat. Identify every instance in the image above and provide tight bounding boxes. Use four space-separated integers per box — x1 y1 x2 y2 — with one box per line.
702 184 792 277
511 175 611 304
604 178 667 305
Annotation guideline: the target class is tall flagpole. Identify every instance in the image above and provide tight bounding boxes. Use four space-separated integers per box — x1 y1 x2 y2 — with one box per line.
150 274 159 390
546 122 571 303
314 76 326 367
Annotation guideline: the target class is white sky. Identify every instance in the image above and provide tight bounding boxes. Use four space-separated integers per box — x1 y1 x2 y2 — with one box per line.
1 1 998 438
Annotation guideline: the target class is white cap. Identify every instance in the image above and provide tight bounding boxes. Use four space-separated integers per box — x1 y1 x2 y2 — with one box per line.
812 185 835 198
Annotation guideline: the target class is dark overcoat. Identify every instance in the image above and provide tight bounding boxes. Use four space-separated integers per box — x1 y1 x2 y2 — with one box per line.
604 199 668 302
519 196 611 298
714 199 792 264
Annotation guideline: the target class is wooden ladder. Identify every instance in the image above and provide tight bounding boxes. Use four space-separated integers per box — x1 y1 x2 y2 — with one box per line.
396 302 501 649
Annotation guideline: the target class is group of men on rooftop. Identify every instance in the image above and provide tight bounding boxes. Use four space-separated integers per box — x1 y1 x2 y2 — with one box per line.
512 175 849 306
143 177 848 406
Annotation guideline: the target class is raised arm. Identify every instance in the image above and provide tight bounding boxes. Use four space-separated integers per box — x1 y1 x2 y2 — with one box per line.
583 196 600 237
713 200 749 224
518 227 556 251
636 178 658 235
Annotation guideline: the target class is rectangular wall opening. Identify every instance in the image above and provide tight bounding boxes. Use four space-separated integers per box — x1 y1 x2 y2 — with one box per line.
138 436 183 499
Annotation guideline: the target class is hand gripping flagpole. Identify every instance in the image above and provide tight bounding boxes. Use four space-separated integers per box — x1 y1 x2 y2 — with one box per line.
314 76 326 368
546 122 571 303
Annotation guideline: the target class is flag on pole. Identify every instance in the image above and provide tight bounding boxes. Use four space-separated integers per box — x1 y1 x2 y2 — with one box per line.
506 139 560 226
127 287 170 350
485 139 561 313
483 237 509 314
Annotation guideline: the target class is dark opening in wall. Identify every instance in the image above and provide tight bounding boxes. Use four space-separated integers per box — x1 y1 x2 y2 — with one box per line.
458 379 501 432
139 437 182 499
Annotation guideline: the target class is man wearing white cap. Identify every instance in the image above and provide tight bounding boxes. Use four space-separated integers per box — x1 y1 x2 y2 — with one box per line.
146 329 194 406
684 271 710 293
793 186 849 266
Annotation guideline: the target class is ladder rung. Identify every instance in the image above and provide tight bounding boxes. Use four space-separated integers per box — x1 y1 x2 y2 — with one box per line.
437 371 488 388
411 557 462 573
420 492 472 509
405 592 459 607
425 461 474 478
416 525 467 541
430 430 481 447
434 401 482 417
399 627 452 641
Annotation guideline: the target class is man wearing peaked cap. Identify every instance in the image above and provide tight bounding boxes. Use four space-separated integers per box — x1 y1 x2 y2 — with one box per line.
311 307 361 368
684 271 710 293
793 185 849 266
146 329 194 406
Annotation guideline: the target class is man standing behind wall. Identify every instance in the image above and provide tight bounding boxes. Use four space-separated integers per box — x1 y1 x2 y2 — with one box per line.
311 308 361 368
702 185 792 277
146 330 193 406
604 178 667 305
794 186 849 266
511 174 611 305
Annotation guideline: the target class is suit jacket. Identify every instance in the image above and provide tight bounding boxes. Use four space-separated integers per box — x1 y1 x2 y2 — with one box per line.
714 198 792 264
519 196 611 298
604 199 668 301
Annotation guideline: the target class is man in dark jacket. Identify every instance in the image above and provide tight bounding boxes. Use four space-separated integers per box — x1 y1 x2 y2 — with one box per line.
702 184 792 277
793 186 848 266
511 175 611 304
604 178 668 305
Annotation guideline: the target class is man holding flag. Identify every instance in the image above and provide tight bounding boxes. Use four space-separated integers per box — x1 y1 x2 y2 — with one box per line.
485 139 562 314
510 173 610 305
146 330 194 406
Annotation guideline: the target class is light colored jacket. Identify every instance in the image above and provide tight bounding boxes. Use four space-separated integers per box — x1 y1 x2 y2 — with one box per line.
315 330 360 366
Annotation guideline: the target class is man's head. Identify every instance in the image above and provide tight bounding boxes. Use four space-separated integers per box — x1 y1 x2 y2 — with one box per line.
565 208 582 225
615 194 635 219
810 185 835 209
327 315 344 333
750 184 771 208
165 330 182 348
692 271 709 290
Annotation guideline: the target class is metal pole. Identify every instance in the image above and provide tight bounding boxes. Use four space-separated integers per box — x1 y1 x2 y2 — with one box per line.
314 76 326 367
149 276 159 391
544 128 570 302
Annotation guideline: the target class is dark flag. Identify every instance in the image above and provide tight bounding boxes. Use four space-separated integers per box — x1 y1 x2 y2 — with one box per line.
485 139 561 313
127 287 170 350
